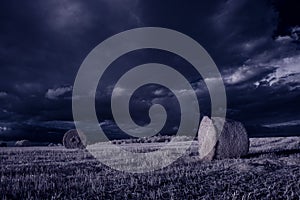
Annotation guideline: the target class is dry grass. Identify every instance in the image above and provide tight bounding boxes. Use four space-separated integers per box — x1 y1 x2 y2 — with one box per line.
0 137 300 199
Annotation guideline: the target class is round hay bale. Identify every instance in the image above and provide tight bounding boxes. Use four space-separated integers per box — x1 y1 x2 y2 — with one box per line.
63 129 86 149
15 140 32 147
48 143 56 147
198 116 218 161
198 116 249 161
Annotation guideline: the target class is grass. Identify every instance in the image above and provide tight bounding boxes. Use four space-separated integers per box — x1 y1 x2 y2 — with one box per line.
0 137 300 199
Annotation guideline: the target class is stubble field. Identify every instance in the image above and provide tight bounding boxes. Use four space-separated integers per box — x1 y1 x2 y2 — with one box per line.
1 137 300 199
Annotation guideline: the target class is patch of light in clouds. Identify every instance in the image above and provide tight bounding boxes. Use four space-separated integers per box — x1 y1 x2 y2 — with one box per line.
262 120 300 128
0 92 8 98
45 85 73 100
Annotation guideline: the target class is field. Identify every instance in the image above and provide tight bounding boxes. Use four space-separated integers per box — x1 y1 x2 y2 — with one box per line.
1 137 300 199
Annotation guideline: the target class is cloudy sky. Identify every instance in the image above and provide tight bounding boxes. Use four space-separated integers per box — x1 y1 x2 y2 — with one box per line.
0 0 299 142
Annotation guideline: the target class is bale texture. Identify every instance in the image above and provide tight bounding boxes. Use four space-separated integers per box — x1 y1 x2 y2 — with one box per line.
198 116 218 161
198 116 249 161
63 129 86 149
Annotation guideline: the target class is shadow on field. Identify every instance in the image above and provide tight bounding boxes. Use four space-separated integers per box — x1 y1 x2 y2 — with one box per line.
243 149 300 158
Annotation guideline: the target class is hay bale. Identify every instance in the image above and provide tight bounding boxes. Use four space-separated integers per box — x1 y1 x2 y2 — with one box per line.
198 116 249 161
48 143 56 147
198 116 218 161
15 140 32 147
63 129 86 149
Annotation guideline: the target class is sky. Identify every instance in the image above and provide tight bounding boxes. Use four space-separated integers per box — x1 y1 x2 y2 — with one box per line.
0 0 299 142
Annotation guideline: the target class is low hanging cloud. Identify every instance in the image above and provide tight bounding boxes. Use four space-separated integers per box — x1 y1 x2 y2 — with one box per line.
223 53 300 91
0 92 8 98
223 25 300 88
262 120 300 128
291 26 300 41
224 65 273 85
45 86 73 100
253 54 300 89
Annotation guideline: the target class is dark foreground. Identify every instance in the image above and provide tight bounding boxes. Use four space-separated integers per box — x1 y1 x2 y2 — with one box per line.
1 137 300 199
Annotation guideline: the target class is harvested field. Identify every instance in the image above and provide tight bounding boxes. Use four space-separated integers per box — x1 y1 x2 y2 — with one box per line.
0 137 300 199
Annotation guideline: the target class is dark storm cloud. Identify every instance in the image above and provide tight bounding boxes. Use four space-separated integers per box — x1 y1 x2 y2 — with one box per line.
273 0 300 37
0 0 143 140
0 0 299 141
137 0 278 67
133 0 299 133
